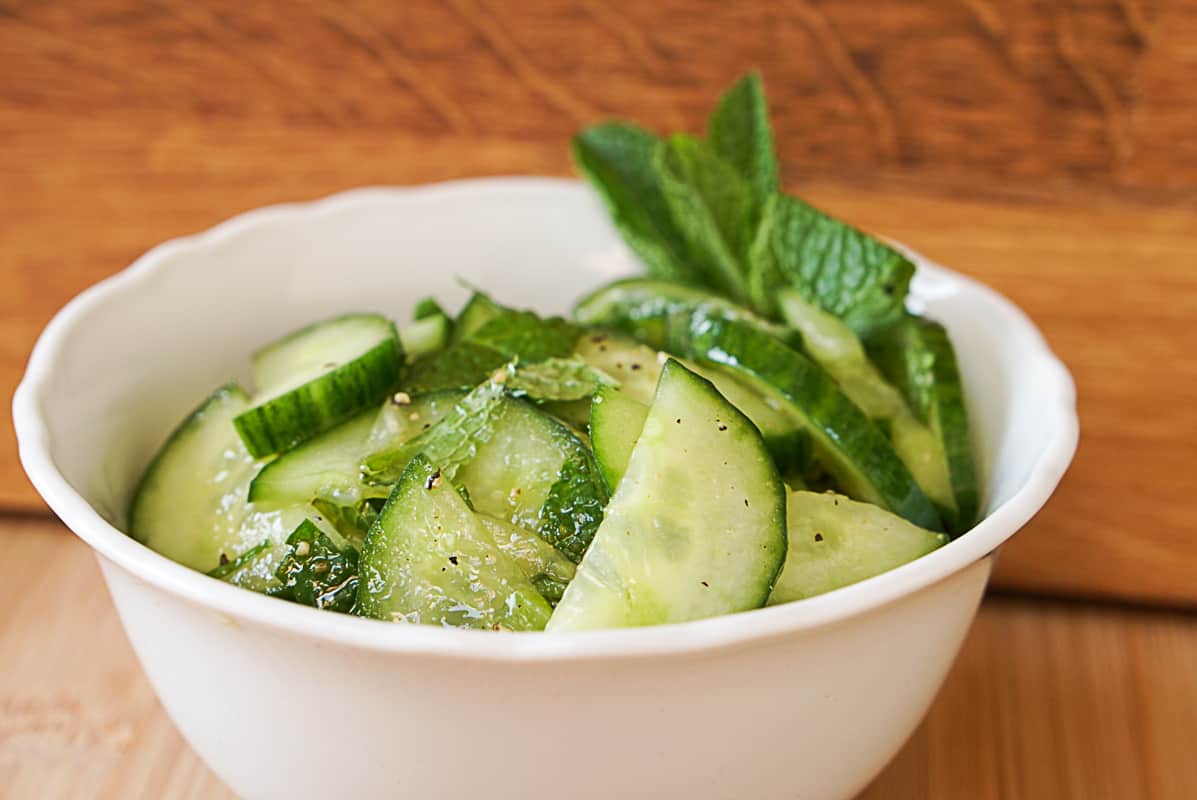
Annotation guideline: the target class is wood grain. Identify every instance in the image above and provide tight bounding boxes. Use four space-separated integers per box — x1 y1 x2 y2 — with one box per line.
3 519 1196 799
2 1 1195 604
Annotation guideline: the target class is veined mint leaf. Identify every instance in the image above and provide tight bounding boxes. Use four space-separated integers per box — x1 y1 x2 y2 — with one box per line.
470 309 580 363
654 134 755 305
506 357 616 402
708 71 778 205
360 377 509 487
572 122 698 284
749 193 914 335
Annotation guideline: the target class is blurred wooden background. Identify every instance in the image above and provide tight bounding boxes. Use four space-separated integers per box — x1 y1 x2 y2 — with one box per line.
2 0 1195 608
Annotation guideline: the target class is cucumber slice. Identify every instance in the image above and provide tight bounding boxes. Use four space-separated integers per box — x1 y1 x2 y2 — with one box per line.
234 314 403 458
778 290 953 509
668 310 943 530
454 399 608 564
130 384 257 570
547 360 787 631
476 514 576 603
769 490 947 603
573 332 663 404
361 378 608 563
128 383 311 589
356 455 554 630
573 277 796 347
399 315 450 358
248 410 380 509
867 316 980 534
453 291 504 341
365 390 469 450
248 391 466 510
589 386 649 492
576 331 810 476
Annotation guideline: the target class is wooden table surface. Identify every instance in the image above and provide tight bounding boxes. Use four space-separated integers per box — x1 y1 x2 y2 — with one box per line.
3 2 1196 797
3 517 1195 799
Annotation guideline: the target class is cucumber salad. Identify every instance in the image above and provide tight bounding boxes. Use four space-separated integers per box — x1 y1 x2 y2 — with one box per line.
128 74 977 632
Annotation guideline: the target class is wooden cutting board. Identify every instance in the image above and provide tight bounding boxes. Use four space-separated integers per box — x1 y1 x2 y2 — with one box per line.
2 0 1195 605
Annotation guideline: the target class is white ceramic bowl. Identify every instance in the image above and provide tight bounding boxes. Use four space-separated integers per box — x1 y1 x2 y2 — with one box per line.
14 178 1077 800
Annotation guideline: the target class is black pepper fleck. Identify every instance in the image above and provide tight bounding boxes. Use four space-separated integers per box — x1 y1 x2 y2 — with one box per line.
218 553 229 566
814 532 824 542
744 498 750 507
449 555 459 565
676 418 682 424
701 581 709 587
630 363 642 371
718 424 728 431
425 469 442 490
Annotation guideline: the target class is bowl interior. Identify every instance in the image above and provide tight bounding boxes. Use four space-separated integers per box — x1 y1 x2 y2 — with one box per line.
26 179 1067 564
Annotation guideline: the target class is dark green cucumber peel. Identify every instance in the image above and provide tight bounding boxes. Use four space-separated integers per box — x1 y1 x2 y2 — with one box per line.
234 335 404 458
667 311 943 531
572 277 798 348
867 316 979 534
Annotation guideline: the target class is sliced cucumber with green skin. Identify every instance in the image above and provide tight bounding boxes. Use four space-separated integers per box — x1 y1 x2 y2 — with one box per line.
476 514 576 603
576 331 810 476
130 384 258 570
248 391 466 510
234 314 403 458
365 390 468 451
248 410 380 509
356 455 553 630
453 291 504 342
361 379 607 564
573 277 797 349
399 315 450 358
867 316 980 534
547 360 787 631
778 290 953 509
667 310 943 530
589 386 650 492
769 490 947 604
454 399 608 564
573 332 663 404
128 382 312 590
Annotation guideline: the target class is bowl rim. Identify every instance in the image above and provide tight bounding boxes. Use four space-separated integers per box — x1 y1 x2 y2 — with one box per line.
13 177 1079 662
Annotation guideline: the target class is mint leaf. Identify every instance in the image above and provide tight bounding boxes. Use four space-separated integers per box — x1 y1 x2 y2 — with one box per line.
708 71 778 205
505 357 615 402
470 309 580 363
655 134 755 304
403 341 506 394
572 122 698 284
270 520 360 613
749 193 914 335
361 377 509 487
